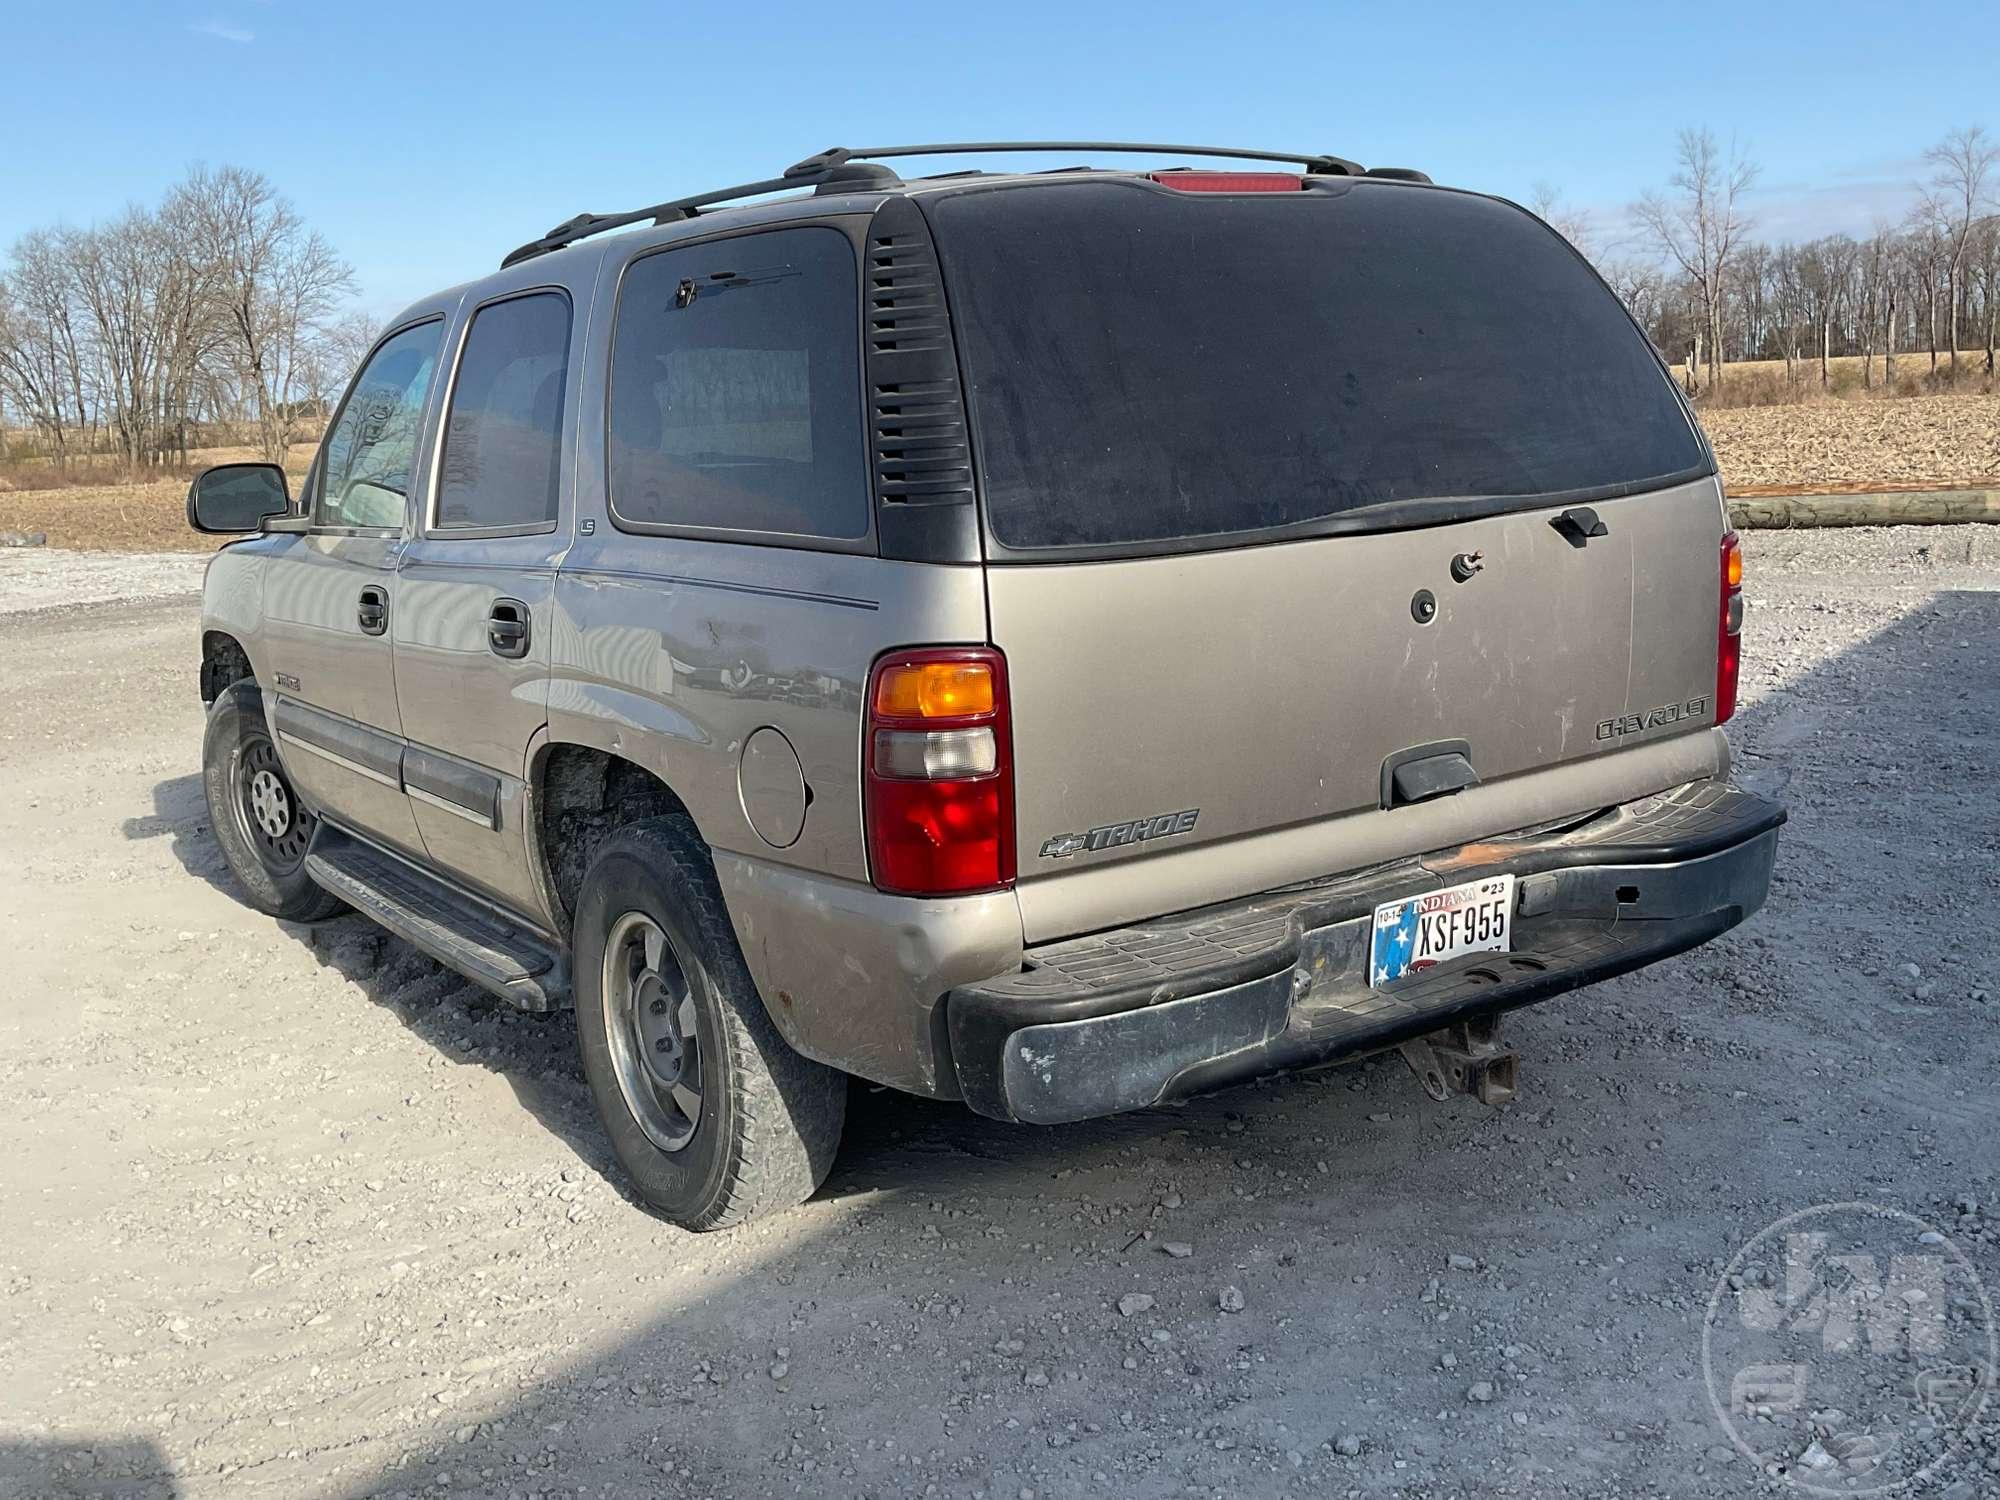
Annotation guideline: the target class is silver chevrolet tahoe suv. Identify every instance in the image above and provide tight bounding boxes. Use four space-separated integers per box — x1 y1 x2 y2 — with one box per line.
186 142 1782 1230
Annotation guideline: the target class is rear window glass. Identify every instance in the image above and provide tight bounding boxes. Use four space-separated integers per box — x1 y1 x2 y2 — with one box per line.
608 226 869 541
928 182 1706 552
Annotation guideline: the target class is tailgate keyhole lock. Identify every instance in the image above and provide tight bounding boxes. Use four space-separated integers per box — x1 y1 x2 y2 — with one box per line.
1450 550 1485 583
1410 589 1437 625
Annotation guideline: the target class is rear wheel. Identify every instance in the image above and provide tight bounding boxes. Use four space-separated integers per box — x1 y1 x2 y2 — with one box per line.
601 910 707 1154
202 680 344 922
574 815 846 1230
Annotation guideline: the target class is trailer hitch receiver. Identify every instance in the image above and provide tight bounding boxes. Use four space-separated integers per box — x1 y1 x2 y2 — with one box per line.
1398 1017 1517 1107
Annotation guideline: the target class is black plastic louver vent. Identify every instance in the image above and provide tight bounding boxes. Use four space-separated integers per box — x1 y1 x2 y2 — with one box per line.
864 197 979 562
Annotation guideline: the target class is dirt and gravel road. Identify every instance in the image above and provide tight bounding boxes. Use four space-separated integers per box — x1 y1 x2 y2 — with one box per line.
2 530 1998 1500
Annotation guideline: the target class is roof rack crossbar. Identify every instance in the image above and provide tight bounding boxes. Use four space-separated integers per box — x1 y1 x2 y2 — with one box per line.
789 142 1364 177
500 141 1370 268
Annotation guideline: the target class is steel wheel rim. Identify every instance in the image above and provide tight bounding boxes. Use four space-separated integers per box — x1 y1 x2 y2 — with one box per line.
602 910 704 1153
233 734 310 875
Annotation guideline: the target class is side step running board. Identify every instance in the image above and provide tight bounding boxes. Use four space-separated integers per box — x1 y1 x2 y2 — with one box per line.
304 828 569 1012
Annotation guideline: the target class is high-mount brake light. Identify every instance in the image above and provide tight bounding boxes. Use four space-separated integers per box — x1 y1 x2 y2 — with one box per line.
1717 531 1744 725
1147 171 1303 193
864 648 1014 896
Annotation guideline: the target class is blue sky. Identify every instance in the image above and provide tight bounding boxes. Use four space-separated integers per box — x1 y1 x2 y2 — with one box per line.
2 0 1987 319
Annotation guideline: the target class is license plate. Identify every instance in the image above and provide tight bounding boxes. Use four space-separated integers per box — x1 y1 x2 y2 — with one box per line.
1369 874 1515 988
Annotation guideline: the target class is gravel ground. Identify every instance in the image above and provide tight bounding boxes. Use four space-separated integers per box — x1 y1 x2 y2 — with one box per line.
1702 392 2000 490
0 548 210 615
1 528 1997 1499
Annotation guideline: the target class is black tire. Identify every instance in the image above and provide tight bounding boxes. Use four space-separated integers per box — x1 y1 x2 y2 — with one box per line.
201 680 345 922
574 814 845 1230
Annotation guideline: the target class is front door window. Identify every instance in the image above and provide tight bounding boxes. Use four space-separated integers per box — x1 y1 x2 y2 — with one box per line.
315 320 445 530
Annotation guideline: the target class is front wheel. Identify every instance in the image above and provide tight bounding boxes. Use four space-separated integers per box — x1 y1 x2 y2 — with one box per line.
573 815 846 1230
201 681 344 922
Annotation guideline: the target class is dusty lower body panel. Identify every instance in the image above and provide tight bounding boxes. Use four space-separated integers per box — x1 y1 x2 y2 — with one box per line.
712 852 1025 1099
945 780 1782 1124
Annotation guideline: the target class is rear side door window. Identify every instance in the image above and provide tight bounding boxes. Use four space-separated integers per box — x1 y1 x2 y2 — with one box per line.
433 291 572 531
315 320 445 531
607 226 869 543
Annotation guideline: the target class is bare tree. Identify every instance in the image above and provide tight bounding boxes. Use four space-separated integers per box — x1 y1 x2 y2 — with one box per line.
1904 197 1951 376
1731 241 1772 360
305 309 383 415
1528 181 1594 256
153 186 234 461
175 166 355 463
1922 124 1999 374
1633 128 1759 394
67 210 189 467
1599 258 1667 334
0 167 366 467
1798 235 1860 389
1972 217 2000 373
0 230 90 462
1857 223 1899 388
0 284 23 459
1767 244 1807 390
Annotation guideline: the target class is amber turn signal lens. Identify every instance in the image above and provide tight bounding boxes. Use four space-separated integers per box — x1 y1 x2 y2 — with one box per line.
1724 540 1744 590
872 660 995 720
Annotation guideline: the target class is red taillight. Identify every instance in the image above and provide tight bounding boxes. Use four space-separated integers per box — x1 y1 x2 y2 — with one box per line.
1146 171 1304 193
864 647 1014 896
1717 531 1744 724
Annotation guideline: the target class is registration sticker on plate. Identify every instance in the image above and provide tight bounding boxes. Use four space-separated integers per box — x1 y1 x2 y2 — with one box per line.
1369 874 1516 988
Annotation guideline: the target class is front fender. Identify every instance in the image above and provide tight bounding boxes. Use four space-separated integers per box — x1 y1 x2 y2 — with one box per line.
199 536 284 691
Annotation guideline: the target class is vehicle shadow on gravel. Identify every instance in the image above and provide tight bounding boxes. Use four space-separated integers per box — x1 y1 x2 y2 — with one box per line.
123 768 1372 1213
285 916 630 1182
124 771 626 1178
313 587 2000 1499
0 1436 178 1498
124 775 1289 1202
122 771 241 901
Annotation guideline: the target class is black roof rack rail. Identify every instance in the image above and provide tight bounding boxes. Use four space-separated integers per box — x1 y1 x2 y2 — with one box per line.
500 141 1369 268
786 141 1365 177
498 163 893 269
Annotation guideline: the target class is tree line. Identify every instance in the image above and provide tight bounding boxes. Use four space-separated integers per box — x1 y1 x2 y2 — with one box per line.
1548 124 1999 397
0 165 373 467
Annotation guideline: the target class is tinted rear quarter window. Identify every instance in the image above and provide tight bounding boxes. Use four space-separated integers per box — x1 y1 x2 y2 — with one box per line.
434 291 571 530
928 181 1706 552
608 226 870 542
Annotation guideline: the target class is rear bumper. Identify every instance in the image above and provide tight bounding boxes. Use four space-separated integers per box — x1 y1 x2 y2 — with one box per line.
946 779 1784 1124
